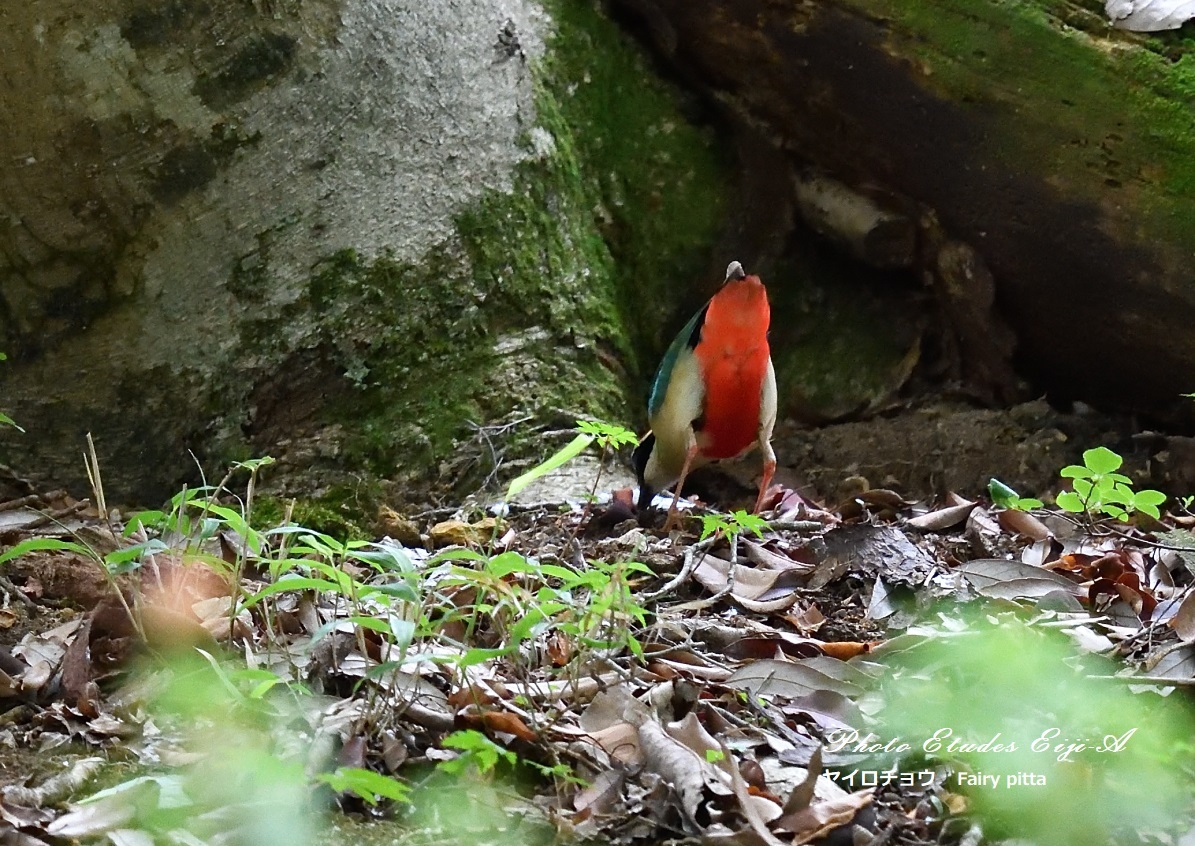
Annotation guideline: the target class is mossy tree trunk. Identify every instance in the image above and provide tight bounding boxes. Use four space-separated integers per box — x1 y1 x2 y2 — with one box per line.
0 0 734 505
613 0 1195 416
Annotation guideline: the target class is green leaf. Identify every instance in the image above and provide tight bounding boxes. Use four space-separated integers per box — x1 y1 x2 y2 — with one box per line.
1056 492 1085 513
1059 465 1089 480
0 537 93 567
505 433 594 500
427 547 487 565
240 576 345 608
1101 504 1129 521
124 510 167 535
485 551 537 578
370 581 420 602
1083 446 1123 475
0 412 24 432
988 478 1019 508
104 539 169 570
319 767 410 805
1013 497 1044 511
1134 489 1167 507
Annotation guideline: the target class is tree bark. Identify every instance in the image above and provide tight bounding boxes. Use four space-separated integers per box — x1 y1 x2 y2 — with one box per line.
0 0 735 503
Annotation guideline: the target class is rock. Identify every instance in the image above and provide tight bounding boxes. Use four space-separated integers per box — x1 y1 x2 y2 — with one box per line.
429 518 499 548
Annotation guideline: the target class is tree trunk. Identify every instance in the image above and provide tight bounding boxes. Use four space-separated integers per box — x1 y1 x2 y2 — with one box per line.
0 0 735 504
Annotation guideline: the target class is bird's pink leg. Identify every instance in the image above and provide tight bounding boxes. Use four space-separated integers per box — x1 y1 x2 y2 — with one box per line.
663 442 700 532
752 437 777 515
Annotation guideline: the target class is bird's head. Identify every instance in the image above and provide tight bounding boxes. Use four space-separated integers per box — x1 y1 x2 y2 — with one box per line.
632 432 658 509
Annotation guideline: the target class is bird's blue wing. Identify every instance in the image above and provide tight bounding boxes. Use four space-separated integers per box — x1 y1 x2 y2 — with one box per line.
648 302 708 418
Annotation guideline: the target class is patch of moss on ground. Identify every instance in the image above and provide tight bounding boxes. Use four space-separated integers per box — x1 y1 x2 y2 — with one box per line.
855 0 1195 244
253 490 371 541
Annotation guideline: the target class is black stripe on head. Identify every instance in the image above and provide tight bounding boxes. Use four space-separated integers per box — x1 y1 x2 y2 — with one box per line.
632 433 656 509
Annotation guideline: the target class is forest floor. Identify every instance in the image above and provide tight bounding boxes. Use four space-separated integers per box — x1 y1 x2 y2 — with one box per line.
0 402 1194 846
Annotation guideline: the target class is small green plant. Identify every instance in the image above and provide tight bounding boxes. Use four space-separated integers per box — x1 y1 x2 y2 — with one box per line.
698 509 769 542
505 419 638 501
318 767 410 806
988 478 1044 511
1055 446 1165 522
437 730 517 775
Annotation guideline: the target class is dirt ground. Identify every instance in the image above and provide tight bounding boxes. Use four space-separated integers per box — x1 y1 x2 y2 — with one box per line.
1 400 1194 845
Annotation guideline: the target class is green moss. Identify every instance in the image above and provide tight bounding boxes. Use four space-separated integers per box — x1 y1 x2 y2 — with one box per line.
234 1 735 493
541 0 733 378
253 489 372 541
855 0 1195 244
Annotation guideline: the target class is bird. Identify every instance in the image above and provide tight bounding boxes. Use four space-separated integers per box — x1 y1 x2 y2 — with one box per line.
633 260 777 528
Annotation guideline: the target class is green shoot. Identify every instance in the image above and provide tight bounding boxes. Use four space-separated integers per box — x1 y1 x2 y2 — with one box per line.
988 478 1044 511
318 767 410 806
438 730 517 775
505 419 638 502
699 509 769 542
1055 446 1165 521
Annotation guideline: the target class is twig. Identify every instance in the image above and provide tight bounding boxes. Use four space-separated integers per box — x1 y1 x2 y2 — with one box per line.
1086 674 1195 686
0 495 42 513
764 520 827 534
683 536 739 611
642 536 718 602
0 573 36 610
24 500 89 529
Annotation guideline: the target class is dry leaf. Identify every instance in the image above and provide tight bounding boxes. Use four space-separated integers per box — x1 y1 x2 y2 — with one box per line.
1169 592 1195 643
998 508 1052 541
906 500 976 531
725 659 863 699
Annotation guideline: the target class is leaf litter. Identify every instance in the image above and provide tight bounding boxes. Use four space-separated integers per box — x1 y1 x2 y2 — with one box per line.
0 470 1192 846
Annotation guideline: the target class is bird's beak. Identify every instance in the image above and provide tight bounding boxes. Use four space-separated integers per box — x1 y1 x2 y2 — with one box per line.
724 261 746 283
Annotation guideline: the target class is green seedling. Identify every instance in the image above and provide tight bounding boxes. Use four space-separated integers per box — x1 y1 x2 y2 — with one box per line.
505 419 638 501
318 767 410 806
699 509 769 542
1055 446 1165 522
437 730 518 775
988 478 1044 511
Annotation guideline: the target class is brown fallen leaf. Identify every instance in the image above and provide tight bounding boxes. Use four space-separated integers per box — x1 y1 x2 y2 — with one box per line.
819 641 873 661
997 508 1053 541
725 659 863 699
775 789 874 844
1169 591 1195 643
638 720 707 822
586 721 644 767
784 604 826 634
713 741 788 846
456 707 538 742
782 746 822 814
572 768 624 817
692 554 804 612
905 499 976 531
